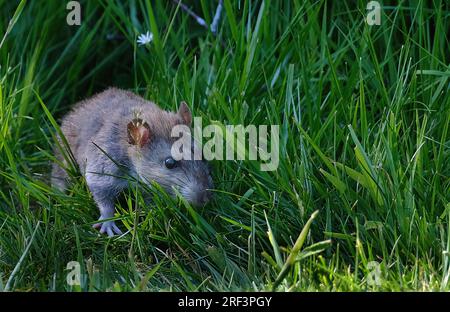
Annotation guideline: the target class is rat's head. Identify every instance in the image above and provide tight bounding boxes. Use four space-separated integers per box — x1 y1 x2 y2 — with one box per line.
127 102 213 206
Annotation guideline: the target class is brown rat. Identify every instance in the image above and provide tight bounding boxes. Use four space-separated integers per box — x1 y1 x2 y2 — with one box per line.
51 87 213 236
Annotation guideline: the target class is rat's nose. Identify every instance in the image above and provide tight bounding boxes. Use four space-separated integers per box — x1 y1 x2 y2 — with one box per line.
195 189 212 206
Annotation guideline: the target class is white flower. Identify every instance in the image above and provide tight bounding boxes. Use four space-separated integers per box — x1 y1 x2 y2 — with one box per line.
137 31 153 46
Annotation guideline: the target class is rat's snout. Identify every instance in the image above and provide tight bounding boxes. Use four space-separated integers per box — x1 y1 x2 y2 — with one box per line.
179 161 214 206
191 167 214 206
191 174 214 206
195 189 213 206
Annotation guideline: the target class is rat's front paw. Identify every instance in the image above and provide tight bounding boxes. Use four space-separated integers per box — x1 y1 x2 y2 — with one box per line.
93 218 123 237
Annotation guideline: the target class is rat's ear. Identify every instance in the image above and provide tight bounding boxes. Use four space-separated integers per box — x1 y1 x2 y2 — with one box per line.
127 118 151 147
178 101 192 126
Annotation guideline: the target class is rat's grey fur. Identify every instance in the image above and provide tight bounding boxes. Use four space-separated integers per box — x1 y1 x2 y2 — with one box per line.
51 88 213 236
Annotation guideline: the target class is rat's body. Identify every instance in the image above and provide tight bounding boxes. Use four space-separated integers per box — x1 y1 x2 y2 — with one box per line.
52 88 213 236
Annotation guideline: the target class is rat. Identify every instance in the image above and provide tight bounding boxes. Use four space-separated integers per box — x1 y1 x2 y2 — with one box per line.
51 87 213 237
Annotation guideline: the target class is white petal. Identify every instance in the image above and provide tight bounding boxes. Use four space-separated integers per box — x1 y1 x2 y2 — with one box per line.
137 31 153 46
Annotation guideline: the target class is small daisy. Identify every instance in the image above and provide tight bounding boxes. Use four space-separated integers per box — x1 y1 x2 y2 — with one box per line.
137 31 153 46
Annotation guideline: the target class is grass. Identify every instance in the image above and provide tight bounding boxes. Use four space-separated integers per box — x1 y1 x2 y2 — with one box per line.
0 0 449 291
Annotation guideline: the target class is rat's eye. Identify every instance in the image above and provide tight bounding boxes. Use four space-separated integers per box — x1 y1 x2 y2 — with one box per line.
164 156 177 169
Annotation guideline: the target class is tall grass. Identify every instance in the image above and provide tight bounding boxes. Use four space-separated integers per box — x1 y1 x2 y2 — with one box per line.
0 0 449 291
